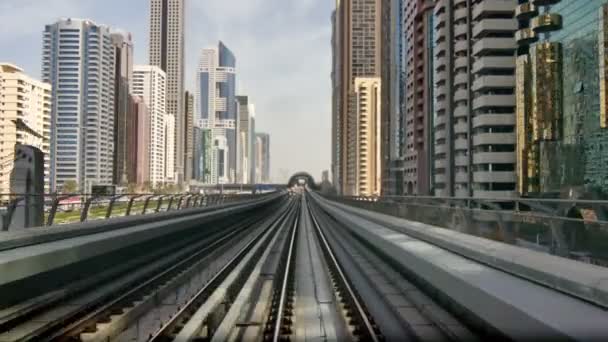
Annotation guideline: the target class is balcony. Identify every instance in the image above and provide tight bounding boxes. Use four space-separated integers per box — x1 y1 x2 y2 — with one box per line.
434 158 447 169
515 28 538 45
472 132 516 146
435 114 447 126
435 128 447 140
455 171 469 184
473 19 517 39
454 138 469 151
454 56 468 69
515 3 538 20
436 56 447 68
473 171 516 184
435 144 448 155
473 0 517 20
454 122 468 134
473 94 515 110
473 189 517 199
472 75 515 91
531 13 562 33
455 155 469 167
454 8 468 21
455 40 469 54
472 114 515 128
473 38 515 56
454 24 468 39
453 105 469 119
473 151 516 164
454 73 468 86
454 89 468 101
472 57 515 74
435 173 447 184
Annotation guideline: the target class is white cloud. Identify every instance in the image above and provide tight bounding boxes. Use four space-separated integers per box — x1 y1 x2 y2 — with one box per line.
0 0 89 41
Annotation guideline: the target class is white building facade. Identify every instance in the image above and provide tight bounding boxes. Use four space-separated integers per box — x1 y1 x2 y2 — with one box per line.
131 65 167 187
164 113 176 183
0 63 51 195
42 18 116 192
149 0 185 184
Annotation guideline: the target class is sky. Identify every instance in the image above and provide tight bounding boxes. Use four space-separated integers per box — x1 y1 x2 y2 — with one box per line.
0 0 333 183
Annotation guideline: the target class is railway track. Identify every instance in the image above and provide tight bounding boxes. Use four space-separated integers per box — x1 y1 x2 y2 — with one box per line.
0 199 289 342
1 191 479 341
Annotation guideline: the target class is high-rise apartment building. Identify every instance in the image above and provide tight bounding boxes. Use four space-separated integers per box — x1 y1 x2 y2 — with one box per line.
43 18 117 192
516 0 608 197
111 31 134 186
354 77 383 196
255 133 270 183
432 0 517 198
331 9 341 190
197 42 237 184
236 95 256 184
334 0 389 196
164 113 175 183
126 96 150 185
184 91 194 185
0 64 51 195
149 0 185 184
131 65 166 187
398 0 435 196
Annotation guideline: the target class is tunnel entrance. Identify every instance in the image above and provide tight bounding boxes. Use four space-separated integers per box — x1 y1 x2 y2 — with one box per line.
287 172 318 189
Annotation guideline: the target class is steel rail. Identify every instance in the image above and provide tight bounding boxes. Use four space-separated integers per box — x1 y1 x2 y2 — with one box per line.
148 200 297 342
271 211 299 342
306 199 380 342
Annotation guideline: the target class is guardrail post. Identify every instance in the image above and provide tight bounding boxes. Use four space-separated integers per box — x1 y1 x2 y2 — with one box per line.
125 195 141 216
142 195 154 215
2 197 21 231
105 195 120 219
46 195 63 226
80 196 96 222
176 195 184 210
155 196 165 212
167 196 175 211
185 195 192 208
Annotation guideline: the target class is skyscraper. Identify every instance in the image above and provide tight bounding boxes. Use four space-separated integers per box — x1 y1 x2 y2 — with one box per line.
184 91 194 185
236 95 256 184
331 9 341 191
516 0 608 197
126 96 150 186
149 0 185 184
0 63 51 196
131 65 166 187
334 0 388 196
255 133 270 183
164 113 175 183
398 0 435 196
111 31 134 186
432 1 517 198
43 18 117 192
197 42 237 184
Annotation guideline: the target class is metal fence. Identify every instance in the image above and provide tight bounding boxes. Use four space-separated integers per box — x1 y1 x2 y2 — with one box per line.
327 195 608 267
0 192 263 230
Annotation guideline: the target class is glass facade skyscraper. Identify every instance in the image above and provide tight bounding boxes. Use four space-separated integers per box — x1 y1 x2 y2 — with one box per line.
196 41 237 184
516 0 608 196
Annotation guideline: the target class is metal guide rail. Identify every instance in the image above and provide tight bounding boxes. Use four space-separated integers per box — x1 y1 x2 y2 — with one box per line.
148 198 299 341
0 203 281 341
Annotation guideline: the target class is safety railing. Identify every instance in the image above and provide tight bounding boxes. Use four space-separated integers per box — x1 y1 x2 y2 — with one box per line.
0 192 264 230
326 194 608 267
